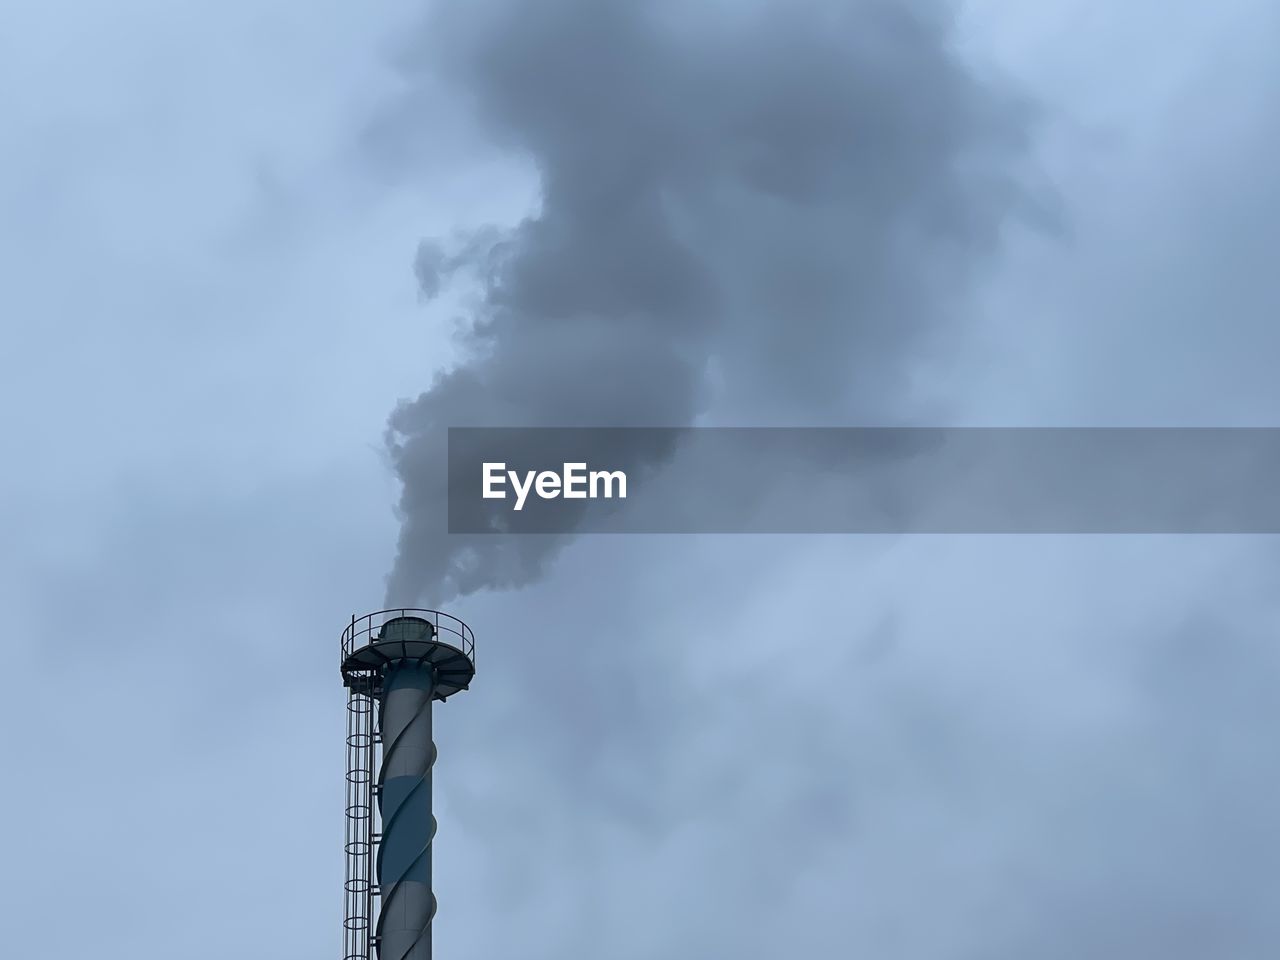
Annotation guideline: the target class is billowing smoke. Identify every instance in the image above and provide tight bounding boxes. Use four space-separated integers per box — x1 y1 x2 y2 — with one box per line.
384 0 1035 606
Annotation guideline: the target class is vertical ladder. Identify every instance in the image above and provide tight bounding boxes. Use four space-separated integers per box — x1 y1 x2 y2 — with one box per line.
343 690 377 960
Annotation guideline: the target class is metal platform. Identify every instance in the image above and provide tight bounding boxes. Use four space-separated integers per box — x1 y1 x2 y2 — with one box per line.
341 609 476 701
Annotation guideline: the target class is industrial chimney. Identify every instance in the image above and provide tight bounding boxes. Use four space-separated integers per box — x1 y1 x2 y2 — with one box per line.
340 609 477 960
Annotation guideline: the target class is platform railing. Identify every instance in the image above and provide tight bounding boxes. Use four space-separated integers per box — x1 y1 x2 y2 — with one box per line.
342 608 475 670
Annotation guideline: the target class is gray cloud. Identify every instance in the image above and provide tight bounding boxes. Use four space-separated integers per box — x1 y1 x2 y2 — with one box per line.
383 0 1037 605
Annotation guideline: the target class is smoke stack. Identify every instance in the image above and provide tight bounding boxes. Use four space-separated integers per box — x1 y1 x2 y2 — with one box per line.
340 610 476 960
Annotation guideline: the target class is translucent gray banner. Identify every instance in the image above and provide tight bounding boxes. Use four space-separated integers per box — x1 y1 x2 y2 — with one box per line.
446 427 1280 534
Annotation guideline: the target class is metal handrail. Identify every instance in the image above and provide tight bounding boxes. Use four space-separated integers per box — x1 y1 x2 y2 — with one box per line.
342 608 475 669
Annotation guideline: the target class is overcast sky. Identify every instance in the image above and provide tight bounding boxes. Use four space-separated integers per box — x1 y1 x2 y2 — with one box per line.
3 1 1280 958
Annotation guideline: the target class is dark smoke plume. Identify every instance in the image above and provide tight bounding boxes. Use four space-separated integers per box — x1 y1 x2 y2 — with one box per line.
384 0 1035 606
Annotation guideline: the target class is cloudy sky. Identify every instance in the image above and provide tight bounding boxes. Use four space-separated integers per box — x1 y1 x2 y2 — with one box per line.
3 0 1279 957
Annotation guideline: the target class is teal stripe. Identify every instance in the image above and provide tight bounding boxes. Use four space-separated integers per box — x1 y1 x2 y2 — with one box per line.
380 774 434 884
